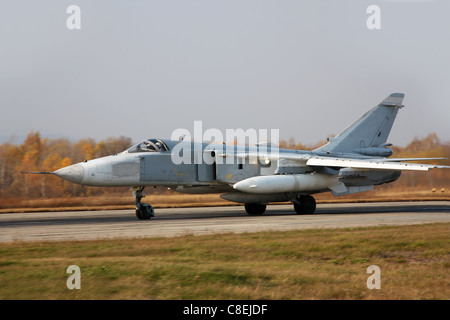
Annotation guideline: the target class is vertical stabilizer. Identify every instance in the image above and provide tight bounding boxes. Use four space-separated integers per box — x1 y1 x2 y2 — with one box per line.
314 93 404 154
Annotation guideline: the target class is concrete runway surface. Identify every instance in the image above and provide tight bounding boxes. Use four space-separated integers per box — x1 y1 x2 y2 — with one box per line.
0 201 449 242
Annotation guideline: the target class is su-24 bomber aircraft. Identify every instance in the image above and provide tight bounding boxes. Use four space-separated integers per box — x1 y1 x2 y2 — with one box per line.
31 93 449 219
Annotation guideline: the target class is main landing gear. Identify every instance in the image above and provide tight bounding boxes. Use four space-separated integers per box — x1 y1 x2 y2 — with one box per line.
244 203 266 215
292 195 316 215
132 186 154 220
244 195 316 216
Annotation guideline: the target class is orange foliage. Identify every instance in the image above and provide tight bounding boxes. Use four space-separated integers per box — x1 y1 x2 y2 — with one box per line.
0 131 448 201
0 132 132 199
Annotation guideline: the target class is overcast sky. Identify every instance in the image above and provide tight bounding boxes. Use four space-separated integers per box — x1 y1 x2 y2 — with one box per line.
1 0 449 147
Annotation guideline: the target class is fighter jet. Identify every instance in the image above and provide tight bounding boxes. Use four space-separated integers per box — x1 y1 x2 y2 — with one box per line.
33 93 449 219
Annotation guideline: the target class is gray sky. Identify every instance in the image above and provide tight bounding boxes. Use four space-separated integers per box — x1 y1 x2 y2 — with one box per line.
1 0 449 147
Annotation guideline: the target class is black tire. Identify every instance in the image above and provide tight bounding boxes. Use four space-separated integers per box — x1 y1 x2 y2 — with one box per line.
245 203 266 215
136 204 154 220
293 195 316 215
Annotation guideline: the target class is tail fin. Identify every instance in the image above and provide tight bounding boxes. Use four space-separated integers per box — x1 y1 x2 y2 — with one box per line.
314 93 404 154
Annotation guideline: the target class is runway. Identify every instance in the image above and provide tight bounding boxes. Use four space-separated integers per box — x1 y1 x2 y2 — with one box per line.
0 201 449 242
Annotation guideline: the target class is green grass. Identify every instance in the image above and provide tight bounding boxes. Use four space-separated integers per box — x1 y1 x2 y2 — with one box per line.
0 223 448 299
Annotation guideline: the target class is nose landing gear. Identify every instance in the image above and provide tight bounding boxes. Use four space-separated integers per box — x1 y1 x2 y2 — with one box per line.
131 186 155 220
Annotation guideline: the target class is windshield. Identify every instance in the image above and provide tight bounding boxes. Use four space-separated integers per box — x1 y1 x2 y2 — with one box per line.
127 139 169 153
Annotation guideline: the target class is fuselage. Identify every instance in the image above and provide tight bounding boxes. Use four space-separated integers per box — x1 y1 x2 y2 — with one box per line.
53 139 400 197
54 139 283 188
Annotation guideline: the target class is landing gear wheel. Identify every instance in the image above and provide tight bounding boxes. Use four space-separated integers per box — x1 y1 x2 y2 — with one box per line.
132 186 155 220
136 204 154 220
245 203 266 215
135 209 142 220
293 195 316 215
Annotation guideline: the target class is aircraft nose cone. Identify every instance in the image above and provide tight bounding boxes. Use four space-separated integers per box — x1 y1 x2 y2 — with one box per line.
54 164 84 184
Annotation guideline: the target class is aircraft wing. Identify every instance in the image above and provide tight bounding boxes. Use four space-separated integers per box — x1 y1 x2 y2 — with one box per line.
225 152 310 162
306 156 449 171
225 152 449 171
362 157 447 162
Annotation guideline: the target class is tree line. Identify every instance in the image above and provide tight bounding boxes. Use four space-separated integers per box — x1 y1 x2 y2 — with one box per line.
0 131 448 199
0 131 133 198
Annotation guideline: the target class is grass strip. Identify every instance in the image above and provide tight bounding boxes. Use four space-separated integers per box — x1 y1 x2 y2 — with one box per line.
0 223 448 299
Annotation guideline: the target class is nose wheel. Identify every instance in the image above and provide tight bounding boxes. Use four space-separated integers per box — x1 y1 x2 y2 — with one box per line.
131 186 155 220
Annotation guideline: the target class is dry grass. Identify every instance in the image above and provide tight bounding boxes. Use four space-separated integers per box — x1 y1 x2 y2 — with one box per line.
0 223 448 300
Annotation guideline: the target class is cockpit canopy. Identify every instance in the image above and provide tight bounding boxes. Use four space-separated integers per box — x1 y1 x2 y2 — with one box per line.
127 139 170 153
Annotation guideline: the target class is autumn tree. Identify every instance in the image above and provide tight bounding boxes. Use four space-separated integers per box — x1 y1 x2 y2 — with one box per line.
0 130 447 202
0 143 21 196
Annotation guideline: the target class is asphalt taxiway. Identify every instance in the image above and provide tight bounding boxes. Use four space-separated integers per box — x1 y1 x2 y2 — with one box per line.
0 201 448 242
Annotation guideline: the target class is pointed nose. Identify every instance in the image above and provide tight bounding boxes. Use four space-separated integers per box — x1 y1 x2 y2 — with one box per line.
54 164 85 184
